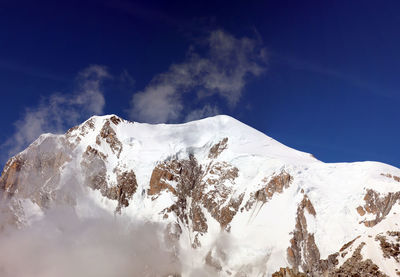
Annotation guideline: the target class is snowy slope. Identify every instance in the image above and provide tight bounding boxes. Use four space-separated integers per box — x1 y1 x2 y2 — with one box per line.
1 114 399 276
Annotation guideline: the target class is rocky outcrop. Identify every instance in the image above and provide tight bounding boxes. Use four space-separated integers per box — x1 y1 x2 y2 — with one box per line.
201 161 241 229
114 170 138 212
151 155 241 247
244 171 292 211
208 138 228 159
96 120 123 158
332 242 388 276
360 189 400 227
381 173 400 183
81 145 108 193
148 160 180 198
339 235 360 253
272 267 306 277
287 195 323 276
0 136 71 209
66 118 96 146
256 172 292 202
0 157 24 199
109 115 122 125
153 155 205 247
356 205 366 216
376 231 400 263
81 145 137 213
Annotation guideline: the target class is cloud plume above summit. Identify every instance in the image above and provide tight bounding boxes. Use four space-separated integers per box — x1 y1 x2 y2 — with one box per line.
129 30 267 123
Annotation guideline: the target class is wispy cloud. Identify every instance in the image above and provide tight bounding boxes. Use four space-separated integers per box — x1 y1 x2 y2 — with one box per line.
2 65 111 158
129 30 267 123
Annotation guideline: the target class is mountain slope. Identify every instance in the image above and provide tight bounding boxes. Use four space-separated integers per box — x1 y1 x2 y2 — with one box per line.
1 114 400 276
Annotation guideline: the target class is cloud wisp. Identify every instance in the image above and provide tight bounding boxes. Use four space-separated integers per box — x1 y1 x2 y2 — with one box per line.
2 65 111 158
129 30 267 123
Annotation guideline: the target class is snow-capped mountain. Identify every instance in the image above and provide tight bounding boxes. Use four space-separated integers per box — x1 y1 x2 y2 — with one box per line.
1 114 399 276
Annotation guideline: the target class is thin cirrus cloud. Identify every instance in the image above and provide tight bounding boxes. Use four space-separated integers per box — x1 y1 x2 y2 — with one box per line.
2 65 111 158
129 30 268 123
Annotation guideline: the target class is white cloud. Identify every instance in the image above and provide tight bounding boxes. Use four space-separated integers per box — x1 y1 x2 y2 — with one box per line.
129 30 267 123
0 207 180 277
2 65 111 157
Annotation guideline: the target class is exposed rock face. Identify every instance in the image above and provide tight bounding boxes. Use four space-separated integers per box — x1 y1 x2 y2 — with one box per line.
151 155 205 245
287 195 323 276
256 172 292 202
356 205 366 216
148 139 243 247
244 171 292 211
109 115 122 125
333 242 388 277
201 161 241 229
278 237 392 277
0 136 71 207
272 267 306 277
66 117 96 146
148 160 181 198
81 145 137 213
360 189 400 227
81 145 108 193
151 153 242 247
376 231 400 263
381 173 400 183
114 170 138 212
208 137 228 159
0 157 24 199
96 120 123 158
339 236 360 252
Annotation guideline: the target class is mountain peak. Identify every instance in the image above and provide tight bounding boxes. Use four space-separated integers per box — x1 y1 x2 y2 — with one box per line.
1 114 399 276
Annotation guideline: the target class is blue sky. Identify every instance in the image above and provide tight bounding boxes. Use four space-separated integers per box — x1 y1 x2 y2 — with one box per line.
0 0 399 168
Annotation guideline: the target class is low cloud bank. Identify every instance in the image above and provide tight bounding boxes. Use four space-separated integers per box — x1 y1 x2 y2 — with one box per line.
0 206 180 277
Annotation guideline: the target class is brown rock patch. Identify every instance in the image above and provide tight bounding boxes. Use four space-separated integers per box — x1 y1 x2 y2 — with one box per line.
0 157 24 199
361 189 400 227
81 146 137 213
356 206 366 216
148 161 180 198
151 156 241 247
287 195 341 276
272 267 306 277
332 242 388 277
381 173 400 183
208 137 228 159
339 236 361 252
376 231 400 262
96 121 123 158
110 115 122 125
245 171 292 211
